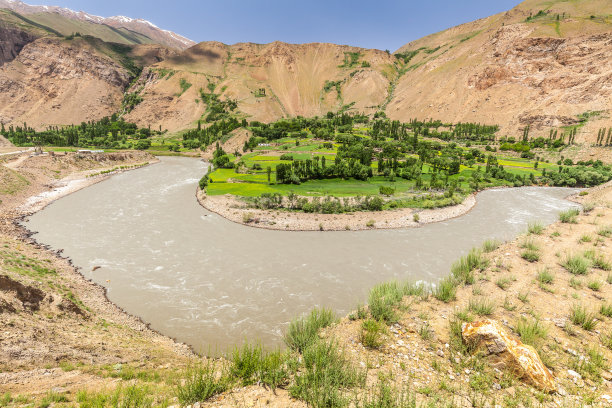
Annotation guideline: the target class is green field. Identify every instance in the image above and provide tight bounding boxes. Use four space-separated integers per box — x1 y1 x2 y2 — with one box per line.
206 135 556 199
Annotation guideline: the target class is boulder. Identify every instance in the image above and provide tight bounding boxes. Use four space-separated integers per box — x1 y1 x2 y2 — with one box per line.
462 319 556 392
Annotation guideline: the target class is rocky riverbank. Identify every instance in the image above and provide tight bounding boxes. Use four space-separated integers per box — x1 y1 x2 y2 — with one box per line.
197 190 477 231
0 151 192 401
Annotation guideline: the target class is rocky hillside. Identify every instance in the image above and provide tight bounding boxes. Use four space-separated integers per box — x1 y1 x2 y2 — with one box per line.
124 41 396 131
0 33 173 128
0 0 610 144
0 0 195 49
387 0 612 141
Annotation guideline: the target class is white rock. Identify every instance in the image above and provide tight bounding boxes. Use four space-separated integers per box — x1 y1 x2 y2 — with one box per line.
567 369 582 380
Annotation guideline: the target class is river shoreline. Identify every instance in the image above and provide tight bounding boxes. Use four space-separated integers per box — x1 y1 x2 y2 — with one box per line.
198 189 476 231
0 151 193 381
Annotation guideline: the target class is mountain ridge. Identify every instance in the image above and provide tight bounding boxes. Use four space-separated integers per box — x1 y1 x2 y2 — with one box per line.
0 0 195 49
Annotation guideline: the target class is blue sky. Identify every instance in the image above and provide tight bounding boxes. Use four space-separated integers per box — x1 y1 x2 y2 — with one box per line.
31 0 522 51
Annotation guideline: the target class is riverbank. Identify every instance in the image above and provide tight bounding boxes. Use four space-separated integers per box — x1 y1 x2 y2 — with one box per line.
197 184 612 408
1 152 611 407
198 190 477 231
0 151 193 401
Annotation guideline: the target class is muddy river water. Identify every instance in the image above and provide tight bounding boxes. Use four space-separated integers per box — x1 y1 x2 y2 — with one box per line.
25 157 580 352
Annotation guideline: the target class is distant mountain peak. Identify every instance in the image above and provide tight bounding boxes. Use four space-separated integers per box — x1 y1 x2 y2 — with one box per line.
0 0 196 49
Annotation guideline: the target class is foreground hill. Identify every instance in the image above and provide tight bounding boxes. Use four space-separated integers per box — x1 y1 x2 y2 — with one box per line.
388 0 612 141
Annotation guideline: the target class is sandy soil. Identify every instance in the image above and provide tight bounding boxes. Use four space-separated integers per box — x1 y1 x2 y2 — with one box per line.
0 151 192 399
198 191 476 231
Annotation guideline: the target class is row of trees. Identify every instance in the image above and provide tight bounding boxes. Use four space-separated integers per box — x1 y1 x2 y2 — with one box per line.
1 116 158 149
275 156 373 184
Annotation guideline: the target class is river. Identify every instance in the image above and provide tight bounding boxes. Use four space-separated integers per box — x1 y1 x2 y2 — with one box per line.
24 157 580 352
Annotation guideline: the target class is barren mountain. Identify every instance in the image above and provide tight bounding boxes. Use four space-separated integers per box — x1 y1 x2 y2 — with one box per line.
0 0 195 49
0 0 610 144
387 0 612 141
0 30 174 128
124 41 396 131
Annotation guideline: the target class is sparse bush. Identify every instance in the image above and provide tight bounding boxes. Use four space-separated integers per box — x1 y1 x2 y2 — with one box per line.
521 249 540 262
289 340 365 407
368 282 404 323
559 208 579 223
563 254 591 275
597 225 612 237
355 380 416 408
600 303 612 318
175 361 228 405
536 269 554 285
451 248 487 285
284 308 336 352
515 318 548 346
528 221 544 235
482 239 501 253
587 280 602 291
468 298 495 316
570 304 598 331
584 250 612 271
360 319 385 349
419 322 433 340
571 347 607 382
230 343 289 389
433 277 457 303
582 202 595 213
496 276 515 290
601 332 612 350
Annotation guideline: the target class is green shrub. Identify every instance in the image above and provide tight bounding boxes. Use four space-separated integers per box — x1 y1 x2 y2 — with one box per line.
230 343 261 386
601 332 612 350
528 221 544 235
521 249 540 262
515 318 548 346
563 255 591 275
536 269 554 285
360 319 385 349
356 380 416 408
482 239 501 253
468 298 495 316
496 275 515 290
368 281 406 323
597 225 612 237
571 347 607 382
379 185 395 196
433 277 457 303
174 361 228 405
451 248 487 285
284 308 336 353
570 304 598 331
584 250 612 271
78 385 160 408
559 208 579 223
289 340 365 408
587 280 602 291
600 304 612 318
